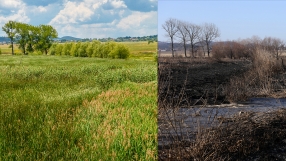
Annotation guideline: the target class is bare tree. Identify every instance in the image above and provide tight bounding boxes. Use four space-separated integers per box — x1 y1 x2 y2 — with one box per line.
200 23 220 57
184 23 201 57
272 38 284 59
261 37 284 59
176 20 189 57
162 18 178 57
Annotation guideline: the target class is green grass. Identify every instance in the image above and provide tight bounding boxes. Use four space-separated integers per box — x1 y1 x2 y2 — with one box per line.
0 44 21 55
119 41 157 60
0 55 157 160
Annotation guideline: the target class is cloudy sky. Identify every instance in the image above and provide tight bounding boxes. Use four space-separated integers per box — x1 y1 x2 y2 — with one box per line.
0 0 157 38
159 1 286 42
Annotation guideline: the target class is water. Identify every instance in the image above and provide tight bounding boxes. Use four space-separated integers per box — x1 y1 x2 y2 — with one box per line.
158 98 286 147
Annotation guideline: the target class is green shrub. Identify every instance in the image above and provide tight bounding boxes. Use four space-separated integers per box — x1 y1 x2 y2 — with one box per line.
109 44 130 59
0 48 2 55
70 42 81 57
48 44 57 55
55 44 63 56
61 43 72 56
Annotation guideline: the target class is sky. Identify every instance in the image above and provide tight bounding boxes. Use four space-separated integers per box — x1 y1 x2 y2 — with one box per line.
158 1 286 43
0 0 157 38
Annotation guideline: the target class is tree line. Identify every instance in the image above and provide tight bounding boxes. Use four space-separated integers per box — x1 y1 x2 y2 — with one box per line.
162 18 220 57
2 20 58 55
48 41 130 59
212 36 285 60
162 18 285 60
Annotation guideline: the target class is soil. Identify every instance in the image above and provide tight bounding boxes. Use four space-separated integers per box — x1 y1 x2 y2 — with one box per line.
158 57 252 106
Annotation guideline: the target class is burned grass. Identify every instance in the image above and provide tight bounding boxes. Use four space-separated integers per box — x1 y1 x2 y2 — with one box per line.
158 49 286 160
159 109 286 161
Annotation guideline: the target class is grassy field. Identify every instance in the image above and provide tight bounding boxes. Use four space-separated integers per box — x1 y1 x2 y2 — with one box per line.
120 41 157 60
0 55 157 160
0 41 158 60
0 44 21 55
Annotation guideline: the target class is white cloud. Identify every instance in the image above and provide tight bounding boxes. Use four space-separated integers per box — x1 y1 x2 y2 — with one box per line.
117 11 156 30
37 6 48 13
0 0 24 9
0 9 30 24
110 0 127 9
0 0 157 38
49 1 97 25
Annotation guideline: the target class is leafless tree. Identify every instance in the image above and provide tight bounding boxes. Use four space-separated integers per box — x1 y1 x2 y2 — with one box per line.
176 20 189 57
261 37 284 59
184 23 201 57
272 38 284 59
200 23 220 57
162 18 178 57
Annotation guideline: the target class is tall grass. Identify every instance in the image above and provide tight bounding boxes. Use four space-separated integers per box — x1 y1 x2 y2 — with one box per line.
225 48 284 102
0 55 157 160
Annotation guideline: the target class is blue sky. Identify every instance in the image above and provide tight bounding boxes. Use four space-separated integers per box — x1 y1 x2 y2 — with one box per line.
0 0 157 38
158 1 286 42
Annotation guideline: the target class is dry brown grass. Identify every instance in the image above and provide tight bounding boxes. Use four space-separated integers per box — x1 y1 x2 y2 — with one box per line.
225 48 285 102
188 109 286 161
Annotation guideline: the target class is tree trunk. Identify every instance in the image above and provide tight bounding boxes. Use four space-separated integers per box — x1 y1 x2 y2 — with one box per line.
171 38 174 57
184 41 187 57
11 39 14 55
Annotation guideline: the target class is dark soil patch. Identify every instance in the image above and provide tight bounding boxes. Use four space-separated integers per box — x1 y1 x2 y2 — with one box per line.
158 57 252 106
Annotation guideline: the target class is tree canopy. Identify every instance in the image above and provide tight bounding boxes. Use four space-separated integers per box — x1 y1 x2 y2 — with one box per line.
2 21 58 55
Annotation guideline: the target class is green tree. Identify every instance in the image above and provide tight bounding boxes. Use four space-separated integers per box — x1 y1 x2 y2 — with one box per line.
55 44 63 55
2 21 17 55
102 41 116 58
48 43 57 55
92 41 103 57
70 42 81 57
61 43 72 56
36 25 58 55
109 44 130 59
78 42 88 57
15 22 34 55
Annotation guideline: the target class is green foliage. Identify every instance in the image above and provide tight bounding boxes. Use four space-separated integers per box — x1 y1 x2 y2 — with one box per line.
36 25 58 54
109 44 130 59
61 43 72 56
48 41 131 59
55 44 63 56
78 42 88 57
48 44 57 55
2 21 17 55
70 42 81 57
2 21 58 55
0 48 2 55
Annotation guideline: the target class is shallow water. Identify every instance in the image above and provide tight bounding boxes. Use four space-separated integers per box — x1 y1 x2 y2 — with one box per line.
158 98 286 147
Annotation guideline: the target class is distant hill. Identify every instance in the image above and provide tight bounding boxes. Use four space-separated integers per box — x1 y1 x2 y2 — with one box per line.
0 35 158 43
60 36 82 41
0 37 10 42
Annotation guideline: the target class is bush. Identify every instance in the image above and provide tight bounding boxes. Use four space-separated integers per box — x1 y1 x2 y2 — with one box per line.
61 43 72 56
109 44 130 59
70 42 81 57
0 48 2 55
212 41 252 60
48 44 57 55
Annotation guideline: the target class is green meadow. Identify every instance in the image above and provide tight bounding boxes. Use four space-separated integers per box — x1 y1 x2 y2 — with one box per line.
0 41 157 160
118 41 157 60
